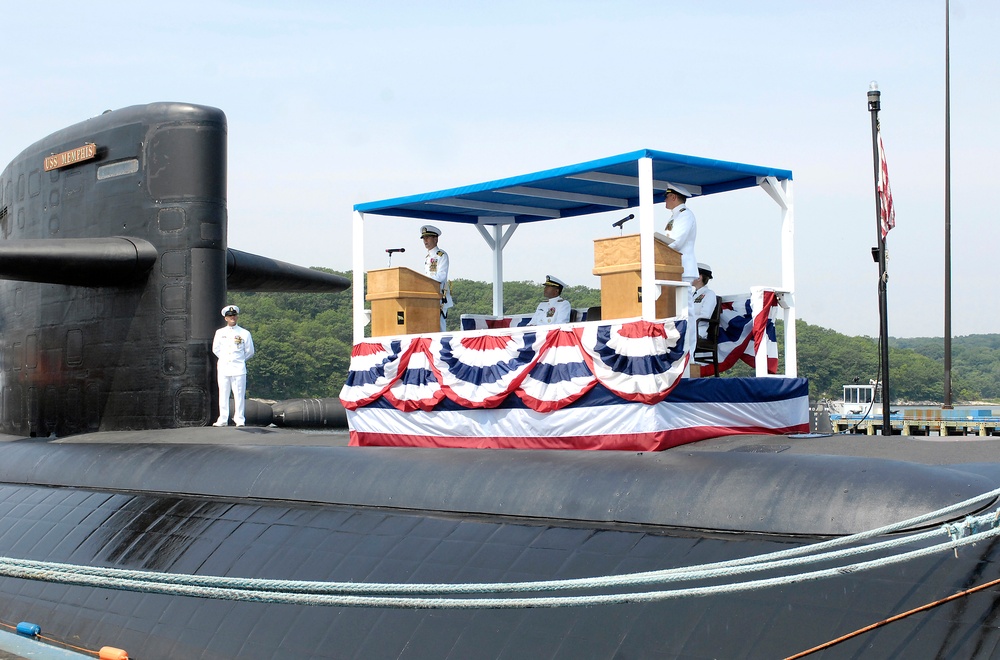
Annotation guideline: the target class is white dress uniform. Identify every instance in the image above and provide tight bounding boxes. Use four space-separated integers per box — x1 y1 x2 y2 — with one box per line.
692 285 718 339
529 297 572 325
421 225 452 332
664 185 699 341
213 306 255 426
424 247 449 288
666 203 698 282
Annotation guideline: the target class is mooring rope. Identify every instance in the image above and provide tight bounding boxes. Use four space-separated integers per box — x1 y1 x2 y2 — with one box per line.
0 524 997 609
0 485 997 608
784 574 1000 659
0 518 971 596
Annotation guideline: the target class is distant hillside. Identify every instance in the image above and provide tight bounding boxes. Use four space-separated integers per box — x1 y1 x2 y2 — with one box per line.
891 334 1000 402
229 274 999 405
799 322 998 403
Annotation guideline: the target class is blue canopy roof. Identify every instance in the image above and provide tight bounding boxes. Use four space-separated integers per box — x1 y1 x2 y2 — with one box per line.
354 148 792 225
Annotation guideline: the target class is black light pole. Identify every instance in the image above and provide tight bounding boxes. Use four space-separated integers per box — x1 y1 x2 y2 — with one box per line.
868 82 892 436
943 0 953 409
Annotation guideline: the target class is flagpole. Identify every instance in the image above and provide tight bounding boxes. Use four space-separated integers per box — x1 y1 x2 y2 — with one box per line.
867 82 892 436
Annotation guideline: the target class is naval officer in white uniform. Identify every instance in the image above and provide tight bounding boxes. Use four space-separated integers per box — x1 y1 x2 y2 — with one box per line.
528 275 572 325
421 225 452 331
663 182 698 284
691 263 718 340
212 305 255 427
664 182 701 336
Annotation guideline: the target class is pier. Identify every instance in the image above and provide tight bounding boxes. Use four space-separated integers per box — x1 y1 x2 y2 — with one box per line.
822 384 1000 436
831 414 1000 436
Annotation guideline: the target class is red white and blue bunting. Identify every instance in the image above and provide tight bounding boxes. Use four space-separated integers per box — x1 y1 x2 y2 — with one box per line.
345 377 810 451
341 308 809 451
697 290 780 377
340 319 689 414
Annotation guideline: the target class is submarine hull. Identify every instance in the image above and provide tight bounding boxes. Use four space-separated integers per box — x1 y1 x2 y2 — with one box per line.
0 430 998 659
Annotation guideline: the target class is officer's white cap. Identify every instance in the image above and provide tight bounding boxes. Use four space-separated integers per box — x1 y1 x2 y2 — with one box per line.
420 225 441 238
697 263 712 275
544 275 566 289
222 305 240 317
664 182 694 199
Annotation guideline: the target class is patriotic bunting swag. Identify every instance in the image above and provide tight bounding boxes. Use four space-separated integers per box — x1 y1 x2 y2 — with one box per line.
341 315 808 450
691 291 780 378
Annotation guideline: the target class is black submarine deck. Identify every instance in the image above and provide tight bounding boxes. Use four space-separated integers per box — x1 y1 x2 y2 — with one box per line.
1 429 998 537
0 430 998 659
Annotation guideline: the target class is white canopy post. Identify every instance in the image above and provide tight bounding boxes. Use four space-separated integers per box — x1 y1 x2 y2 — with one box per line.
759 176 797 377
638 157 656 319
352 210 366 343
476 217 517 317
780 179 797 377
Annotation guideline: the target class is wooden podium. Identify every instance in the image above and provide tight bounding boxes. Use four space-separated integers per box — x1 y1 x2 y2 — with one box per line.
593 233 683 320
366 267 442 337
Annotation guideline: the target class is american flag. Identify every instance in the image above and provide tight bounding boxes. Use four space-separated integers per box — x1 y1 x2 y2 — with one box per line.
877 126 895 239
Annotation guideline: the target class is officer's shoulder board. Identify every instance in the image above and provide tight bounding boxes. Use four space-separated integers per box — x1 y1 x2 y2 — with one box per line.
435 249 444 257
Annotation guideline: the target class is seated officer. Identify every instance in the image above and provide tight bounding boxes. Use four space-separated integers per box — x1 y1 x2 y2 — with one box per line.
528 275 571 325
691 263 718 339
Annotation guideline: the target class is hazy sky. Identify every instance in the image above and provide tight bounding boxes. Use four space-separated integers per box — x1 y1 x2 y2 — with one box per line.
1 1 995 338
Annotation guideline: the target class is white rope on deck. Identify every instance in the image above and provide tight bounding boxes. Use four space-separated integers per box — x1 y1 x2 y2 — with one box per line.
0 486 998 609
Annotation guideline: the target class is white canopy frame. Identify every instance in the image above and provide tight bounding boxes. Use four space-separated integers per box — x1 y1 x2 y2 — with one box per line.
351 150 797 378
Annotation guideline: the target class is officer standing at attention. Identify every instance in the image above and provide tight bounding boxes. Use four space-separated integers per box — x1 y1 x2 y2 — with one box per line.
528 276 572 325
421 225 452 331
663 183 698 285
664 183 700 333
212 305 255 427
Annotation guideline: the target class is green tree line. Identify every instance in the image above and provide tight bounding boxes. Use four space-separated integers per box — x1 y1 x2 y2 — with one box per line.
230 271 1000 404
